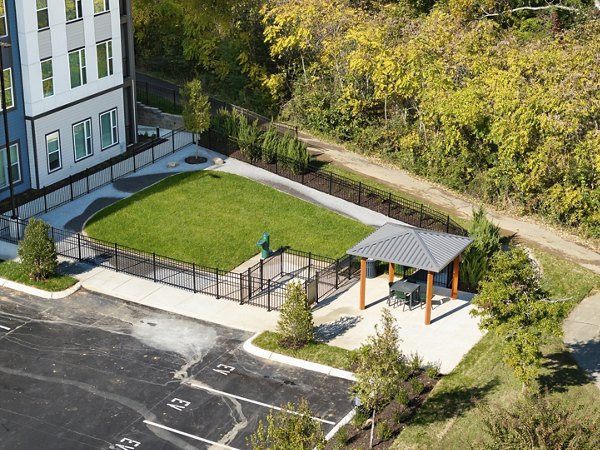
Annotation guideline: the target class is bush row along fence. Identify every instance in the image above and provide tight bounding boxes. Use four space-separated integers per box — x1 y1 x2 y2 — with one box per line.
197 129 467 236
0 129 194 220
0 216 359 311
136 80 298 138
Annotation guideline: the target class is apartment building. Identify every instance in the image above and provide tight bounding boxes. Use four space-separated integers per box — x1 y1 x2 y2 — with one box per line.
0 0 32 202
0 0 136 198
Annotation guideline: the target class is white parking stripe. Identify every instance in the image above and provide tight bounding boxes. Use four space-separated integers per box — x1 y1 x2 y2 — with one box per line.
143 420 240 449
0 325 10 331
184 380 336 425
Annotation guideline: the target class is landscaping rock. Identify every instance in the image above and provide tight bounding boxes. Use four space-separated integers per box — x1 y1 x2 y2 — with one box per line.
212 157 224 165
167 161 178 168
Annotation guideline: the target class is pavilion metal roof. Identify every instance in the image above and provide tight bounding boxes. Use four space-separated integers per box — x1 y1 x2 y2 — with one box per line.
347 223 473 273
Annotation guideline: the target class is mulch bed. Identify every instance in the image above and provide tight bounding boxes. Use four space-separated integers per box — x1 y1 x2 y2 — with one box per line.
326 369 439 449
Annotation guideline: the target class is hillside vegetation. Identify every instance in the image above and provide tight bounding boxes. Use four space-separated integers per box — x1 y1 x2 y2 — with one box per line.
133 0 600 237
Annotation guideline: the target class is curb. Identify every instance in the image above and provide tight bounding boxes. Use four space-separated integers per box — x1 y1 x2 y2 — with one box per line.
0 277 81 299
243 333 356 381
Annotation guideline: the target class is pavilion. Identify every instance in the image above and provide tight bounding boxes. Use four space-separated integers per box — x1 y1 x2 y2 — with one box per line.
347 223 473 325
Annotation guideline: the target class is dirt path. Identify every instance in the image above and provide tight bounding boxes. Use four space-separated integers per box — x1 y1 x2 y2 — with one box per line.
298 130 600 275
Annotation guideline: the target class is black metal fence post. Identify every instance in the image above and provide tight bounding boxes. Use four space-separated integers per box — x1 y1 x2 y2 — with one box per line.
329 172 333 194
151 140 155 163
446 215 450 233
308 252 312 279
110 159 114 182
348 255 352 280
260 259 264 289
315 272 319 303
215 268 220 299
153 253 157 282
247 268 252 301
357 182 362 205
69 176 74 201
419 204 424 227
387 193 392 217
114 243 119 271
193 263 197 293
267 279 271 312
133 149 137 172
77 233 82 260
335 258 339 289
239 273 244 305
172 131 175 153
43 186 48 213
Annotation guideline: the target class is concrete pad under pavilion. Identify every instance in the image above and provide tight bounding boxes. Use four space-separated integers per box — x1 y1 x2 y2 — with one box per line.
347 223 474 325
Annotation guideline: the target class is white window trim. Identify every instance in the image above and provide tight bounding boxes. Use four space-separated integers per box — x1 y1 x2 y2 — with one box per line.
94 0 110 15
0 0 7 38
97 40 113 78
100 109 118 150
69 48 86 88
72 119 93 161
1 67 13 110
41 59 54 98
65 0 83 22
0 143 21 189
37 0 49 30
46 131 61 173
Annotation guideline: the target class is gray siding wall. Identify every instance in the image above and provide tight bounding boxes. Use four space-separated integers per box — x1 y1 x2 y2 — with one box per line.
38 30 53 60
94 14 112 43
31 89 126 188
66 21 85 51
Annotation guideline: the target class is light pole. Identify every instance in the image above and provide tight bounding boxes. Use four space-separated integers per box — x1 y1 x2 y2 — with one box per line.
0 41 17 219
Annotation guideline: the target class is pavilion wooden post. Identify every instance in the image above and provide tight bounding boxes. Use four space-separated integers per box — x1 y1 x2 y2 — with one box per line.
425 271 434 325
388 262 394 284
359 257 367 310
451 256 460 300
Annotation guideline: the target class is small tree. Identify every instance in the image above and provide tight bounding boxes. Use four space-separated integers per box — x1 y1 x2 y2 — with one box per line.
181 79 210 156
277 280 314 349
471 247 565 393
248 399 325 450
18 218 57 281
351 308 408 448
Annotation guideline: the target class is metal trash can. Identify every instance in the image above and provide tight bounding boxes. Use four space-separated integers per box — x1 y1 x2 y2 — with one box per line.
366 258 377 279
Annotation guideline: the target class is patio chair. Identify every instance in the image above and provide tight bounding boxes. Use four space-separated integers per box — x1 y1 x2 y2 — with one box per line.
388 289 409 309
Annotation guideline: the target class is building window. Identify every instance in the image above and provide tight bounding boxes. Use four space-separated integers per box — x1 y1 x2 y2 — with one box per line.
46 131 61 172
94 0 110 14
100 109 118 149
0 0 6 37
41 59 54 97
1 68 13 110
96 41 113 78
37 0 49 29
69 48 86 88
73 119 92 161
65 0 83 22
0 143 21 189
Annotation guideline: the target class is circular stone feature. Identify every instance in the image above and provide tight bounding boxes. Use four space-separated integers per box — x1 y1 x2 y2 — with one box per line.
184 156 208 164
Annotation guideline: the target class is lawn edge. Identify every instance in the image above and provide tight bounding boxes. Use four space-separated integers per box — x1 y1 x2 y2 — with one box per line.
244 332 356 381
0 276 81 299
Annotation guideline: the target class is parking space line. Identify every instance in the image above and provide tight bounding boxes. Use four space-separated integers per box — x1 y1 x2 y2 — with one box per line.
0 325 10 331
143 420 240 450
184 381 336 425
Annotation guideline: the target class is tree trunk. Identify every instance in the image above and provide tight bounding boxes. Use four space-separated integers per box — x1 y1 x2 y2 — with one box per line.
369 407 376 448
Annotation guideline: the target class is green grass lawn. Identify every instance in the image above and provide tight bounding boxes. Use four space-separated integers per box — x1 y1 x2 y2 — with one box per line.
391 247 600 449
253 331 352 370
0 261 78 292
85 171 373 270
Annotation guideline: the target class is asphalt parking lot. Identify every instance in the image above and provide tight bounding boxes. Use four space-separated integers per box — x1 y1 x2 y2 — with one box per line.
0 290 353 449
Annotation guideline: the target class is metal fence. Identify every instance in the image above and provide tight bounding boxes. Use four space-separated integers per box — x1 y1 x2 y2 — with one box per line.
0 129 194 220
0 216 358 311
197 129 467 236
136 80 298 137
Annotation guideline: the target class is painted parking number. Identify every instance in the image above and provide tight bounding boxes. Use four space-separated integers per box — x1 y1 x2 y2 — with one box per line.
167 398 191 412
213 363 235 376
114 437 140 450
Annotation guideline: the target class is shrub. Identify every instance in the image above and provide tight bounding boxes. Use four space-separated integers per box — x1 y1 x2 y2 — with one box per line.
351 406 371 429
277 281 314 349
395 387 409 406
481 394 600 449
333 426 349 448
237 115 262 161
409 377 425 396
376 421 393 441
248 399 325 450
260 124 279 163
408 352 424 372
211 107 240 137
18 218 58 281
393 406 409 424
425 362 441 379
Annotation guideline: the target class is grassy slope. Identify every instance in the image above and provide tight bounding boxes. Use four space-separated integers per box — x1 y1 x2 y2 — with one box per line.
0 261 77 292
85 171 372 270
392 248 600 449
